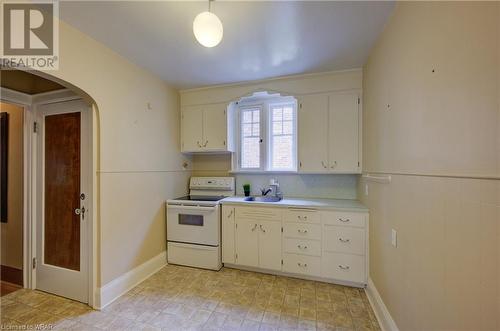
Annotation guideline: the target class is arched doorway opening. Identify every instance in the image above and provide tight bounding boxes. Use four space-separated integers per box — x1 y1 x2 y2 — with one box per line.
1 68 100 307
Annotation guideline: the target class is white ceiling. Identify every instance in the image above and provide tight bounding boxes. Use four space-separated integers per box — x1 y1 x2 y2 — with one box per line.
60 1 394 89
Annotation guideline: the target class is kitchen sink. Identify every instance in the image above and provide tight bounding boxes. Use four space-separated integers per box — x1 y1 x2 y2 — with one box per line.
244 196 282 202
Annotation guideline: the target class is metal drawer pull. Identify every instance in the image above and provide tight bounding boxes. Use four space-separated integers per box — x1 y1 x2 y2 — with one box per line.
227 210 234 218
297 244 308 249
203 140 208 147
321 161 328 169
338 265 350 270
297 229 308 234
297 262 308 267
251 224 258 231
260 225 266 233
197 141 202 148
339 218 350 222
338 238 350 243
297 215 308 221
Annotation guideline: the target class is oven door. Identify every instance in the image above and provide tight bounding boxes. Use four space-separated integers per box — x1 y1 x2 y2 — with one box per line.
167 204 220 246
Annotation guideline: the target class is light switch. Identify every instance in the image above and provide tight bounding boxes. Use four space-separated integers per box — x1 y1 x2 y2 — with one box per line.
391 229 397 247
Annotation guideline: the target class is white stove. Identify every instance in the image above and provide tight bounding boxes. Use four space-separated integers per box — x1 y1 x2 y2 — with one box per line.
166 177 234 270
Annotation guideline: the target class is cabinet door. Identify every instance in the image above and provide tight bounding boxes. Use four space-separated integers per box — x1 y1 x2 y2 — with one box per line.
203 103 227 151
181 106 203 152
258 220 282 271
298 94 329 173
235 218 259 268
222 207 235 263
328 92 360 173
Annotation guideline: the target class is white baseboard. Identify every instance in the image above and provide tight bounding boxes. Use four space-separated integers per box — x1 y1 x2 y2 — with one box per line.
365 278 399 331
96 251 167 309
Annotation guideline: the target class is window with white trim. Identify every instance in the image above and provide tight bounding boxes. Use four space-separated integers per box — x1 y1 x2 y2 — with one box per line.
234 94 297 172
269 103 297 171
240 107 262 169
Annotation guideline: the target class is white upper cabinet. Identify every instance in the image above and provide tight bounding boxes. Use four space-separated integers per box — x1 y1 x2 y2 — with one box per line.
328 92 360 173
298 94 330 172
298 91 361 174
181 103 234 153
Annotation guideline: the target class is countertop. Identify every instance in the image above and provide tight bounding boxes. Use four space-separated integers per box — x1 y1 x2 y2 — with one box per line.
220 196 368 212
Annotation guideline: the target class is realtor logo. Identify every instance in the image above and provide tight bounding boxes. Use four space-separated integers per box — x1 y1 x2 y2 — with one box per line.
1 1 59 70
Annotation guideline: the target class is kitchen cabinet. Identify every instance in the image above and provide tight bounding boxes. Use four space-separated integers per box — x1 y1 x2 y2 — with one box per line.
222 203 369 287
298 91 361 173
228 206 283 271
298 94 329 172
258 220 282 270
222 206 235 263
181 103 233 153
235 218 259 267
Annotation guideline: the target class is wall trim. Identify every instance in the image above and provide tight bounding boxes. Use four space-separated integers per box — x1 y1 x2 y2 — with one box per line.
363 171 499 181
97 251 167 309
365 278 399 331
180 68 362 93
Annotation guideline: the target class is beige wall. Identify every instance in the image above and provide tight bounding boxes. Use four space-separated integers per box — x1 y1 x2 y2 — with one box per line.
361 2 499 330
0 102 24 270
47 21 191 286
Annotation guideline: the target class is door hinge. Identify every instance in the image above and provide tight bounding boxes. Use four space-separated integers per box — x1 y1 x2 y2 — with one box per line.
33 122 38 133
357 97 360 105
223 140 226 146
235 223 238 229
299 161 302 168
32 257 37 269
358 161 360 167
281 259 283 265
281 227 283 233
235 253 238 260
299 103 302 109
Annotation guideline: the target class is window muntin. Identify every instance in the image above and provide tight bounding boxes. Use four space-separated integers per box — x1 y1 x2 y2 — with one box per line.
240 107 262 169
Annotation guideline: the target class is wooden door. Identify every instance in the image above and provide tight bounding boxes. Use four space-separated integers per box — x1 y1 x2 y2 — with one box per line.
328 92 360 173
235 218 259 268
298 94 330 173
222 206 235 264
202 104 227 151
44 112 81 270
36 100 89 303
181 106 203 152
258 220 282 271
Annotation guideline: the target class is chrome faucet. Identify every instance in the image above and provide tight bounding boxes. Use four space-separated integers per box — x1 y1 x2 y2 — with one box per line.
262 178 282 199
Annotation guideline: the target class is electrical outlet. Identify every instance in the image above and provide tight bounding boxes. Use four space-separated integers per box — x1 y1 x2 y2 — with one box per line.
364 183 369 196
391 229 397 247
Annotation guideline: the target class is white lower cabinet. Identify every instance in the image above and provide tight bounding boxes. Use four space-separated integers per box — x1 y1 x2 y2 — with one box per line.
222 205 368 286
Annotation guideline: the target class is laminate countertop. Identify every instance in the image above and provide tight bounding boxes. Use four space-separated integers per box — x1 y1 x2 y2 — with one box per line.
220 196 368 212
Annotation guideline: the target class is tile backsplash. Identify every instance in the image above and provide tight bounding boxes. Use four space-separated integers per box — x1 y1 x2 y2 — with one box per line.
235 174 358 199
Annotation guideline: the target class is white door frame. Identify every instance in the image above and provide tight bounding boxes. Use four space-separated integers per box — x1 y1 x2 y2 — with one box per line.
1 87 97 307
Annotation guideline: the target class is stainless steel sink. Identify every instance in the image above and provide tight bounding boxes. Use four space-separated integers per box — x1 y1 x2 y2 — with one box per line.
244 196 282 202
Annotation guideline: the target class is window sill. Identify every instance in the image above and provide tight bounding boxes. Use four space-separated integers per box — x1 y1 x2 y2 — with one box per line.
229 170 298 174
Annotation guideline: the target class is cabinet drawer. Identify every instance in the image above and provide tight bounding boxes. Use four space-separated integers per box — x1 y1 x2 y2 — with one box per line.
322 211 366 228
235 206 282 221
323 225 365 255
283 222 321 240
321 252 366 284
284 238 321 256
283 253 321 277
284 209 320 224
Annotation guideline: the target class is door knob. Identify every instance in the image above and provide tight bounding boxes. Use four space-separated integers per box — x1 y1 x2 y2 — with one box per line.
75 207 85 220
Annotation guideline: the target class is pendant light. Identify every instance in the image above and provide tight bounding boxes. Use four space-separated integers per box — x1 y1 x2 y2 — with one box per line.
193 0 223 48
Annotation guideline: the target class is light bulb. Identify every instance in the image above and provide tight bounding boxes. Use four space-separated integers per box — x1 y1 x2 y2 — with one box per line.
193 11 223 48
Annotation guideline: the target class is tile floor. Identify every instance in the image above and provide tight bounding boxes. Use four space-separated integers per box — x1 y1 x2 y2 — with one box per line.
0 265 380 330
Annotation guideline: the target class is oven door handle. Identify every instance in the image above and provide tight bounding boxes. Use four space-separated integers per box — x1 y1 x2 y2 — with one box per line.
168 205 217 212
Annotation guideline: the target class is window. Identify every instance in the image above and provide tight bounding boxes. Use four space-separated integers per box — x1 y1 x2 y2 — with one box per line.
269 103 296 171
240 107 262 169
235 96 297 172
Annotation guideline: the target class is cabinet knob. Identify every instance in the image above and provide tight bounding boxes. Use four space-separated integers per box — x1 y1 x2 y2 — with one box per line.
321 161 328 169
